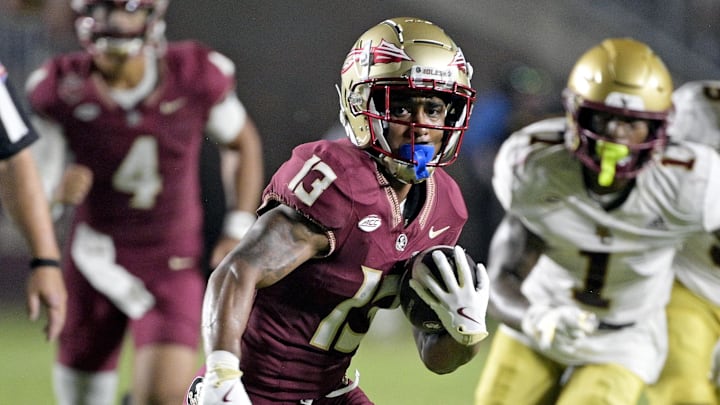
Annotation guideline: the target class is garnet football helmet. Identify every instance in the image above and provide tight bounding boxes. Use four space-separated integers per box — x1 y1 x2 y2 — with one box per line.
563 38 673 184
338 17 476 184
71 0 169 56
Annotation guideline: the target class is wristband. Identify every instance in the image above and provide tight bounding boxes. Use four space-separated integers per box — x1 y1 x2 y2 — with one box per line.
222 210 255 240
207 350 240 368
206 350 243 379
30 258 61 269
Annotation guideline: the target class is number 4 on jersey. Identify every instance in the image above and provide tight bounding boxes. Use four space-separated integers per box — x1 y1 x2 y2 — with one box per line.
112 136 162 209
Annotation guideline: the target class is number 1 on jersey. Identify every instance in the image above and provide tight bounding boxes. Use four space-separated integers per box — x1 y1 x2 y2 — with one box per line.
573 250 611 308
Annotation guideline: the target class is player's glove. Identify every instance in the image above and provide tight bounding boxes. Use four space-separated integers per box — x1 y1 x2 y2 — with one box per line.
198 351 252 405
521 304 598 353
710 339 720 387
410 245 490 345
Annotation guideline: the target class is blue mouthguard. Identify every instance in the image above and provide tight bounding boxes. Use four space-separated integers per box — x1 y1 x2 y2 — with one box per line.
399 144 435 180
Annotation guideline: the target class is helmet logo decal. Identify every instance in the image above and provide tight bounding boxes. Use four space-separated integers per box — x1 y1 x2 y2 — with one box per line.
605 92 645 110
341 39 413 74
73 103 101 122
449 49 470 75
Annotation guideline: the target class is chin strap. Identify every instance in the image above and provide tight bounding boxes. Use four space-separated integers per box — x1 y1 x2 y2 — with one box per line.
595 140 629 186
399 144 435 181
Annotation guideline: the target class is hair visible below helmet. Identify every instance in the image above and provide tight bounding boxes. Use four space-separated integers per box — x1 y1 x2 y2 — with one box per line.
563 38 673 184
71 0 169 56
337 17 476 184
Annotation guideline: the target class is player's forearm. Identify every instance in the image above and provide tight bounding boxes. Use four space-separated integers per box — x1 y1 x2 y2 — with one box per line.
201 263 255 358
487 250 534 330
231 121 264 213
0 150 61 260
202 206 327 356
486 215 541 330
487 274 529 330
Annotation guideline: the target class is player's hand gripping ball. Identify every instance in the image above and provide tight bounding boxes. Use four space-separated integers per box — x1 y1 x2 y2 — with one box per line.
399 245 490 345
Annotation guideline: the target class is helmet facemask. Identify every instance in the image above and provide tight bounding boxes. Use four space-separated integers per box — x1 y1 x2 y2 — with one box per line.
338 17 476 184
350 79 473 184
567 96 668 186
72 0 168 57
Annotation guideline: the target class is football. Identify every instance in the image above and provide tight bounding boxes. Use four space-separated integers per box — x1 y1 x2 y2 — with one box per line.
399 245 478 333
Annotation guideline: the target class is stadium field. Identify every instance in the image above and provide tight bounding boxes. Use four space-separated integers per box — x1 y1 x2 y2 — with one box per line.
0 306 492 405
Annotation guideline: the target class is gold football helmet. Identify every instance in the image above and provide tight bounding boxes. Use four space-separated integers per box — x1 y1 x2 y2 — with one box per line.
338 17 476 183
563 38 673 183
71 0 169 56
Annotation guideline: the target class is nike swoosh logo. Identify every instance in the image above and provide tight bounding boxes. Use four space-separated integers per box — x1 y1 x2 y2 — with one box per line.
222 384 234 402
429 225 450 239
457 307 481 324
159 98 186 115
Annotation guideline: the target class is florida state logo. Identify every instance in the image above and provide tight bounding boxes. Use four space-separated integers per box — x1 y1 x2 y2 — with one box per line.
341 39 413 74
449 48 471 75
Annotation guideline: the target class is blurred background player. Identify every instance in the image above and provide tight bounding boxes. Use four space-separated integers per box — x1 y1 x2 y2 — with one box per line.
0 61 66 342
24 1 264 404
189 17 490 405
644 79 720 405
473 38 720 405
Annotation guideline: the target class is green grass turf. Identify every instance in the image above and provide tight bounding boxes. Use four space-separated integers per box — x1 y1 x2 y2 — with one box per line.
0 306 491 405
1 306 654 405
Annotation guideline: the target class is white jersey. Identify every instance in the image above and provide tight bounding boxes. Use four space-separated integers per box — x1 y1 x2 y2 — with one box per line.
669 80 720 306
493 117 720 382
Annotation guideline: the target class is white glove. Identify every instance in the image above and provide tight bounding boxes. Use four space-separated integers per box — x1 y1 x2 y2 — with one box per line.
198 351 252 405
521 305 598 353
409 245 490 345
710 339 720 387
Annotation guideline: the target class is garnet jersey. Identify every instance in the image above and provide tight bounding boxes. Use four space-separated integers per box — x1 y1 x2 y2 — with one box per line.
26 41 233 256
0 63 37 159
242 138 468 401
492 117 720 382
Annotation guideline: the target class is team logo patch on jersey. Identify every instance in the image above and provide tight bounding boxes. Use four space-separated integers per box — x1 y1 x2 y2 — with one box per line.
358 215 382 232
396 233 408 251
647 216 668 230
73 103 101 122
58 73 85 105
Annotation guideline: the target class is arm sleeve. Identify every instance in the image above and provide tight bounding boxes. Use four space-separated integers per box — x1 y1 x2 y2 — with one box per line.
28 115 67 199
0 69 37 160
205 92 248 145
